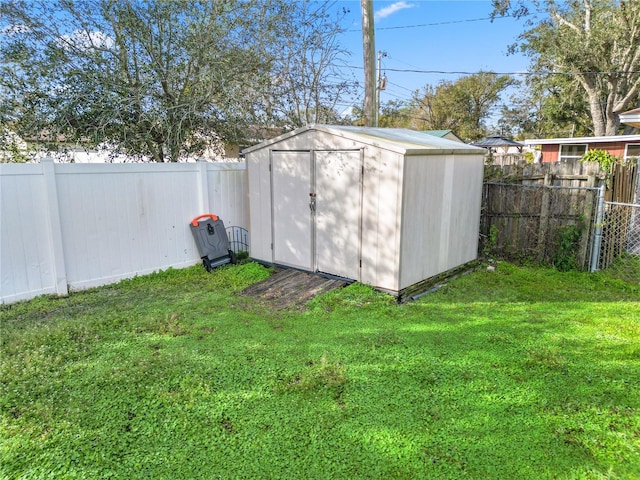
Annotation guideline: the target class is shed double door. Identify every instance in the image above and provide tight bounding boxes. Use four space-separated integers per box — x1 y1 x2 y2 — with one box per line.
271 150 362 280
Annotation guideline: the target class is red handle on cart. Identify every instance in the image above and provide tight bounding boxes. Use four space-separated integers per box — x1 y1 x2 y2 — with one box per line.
191 214 219 226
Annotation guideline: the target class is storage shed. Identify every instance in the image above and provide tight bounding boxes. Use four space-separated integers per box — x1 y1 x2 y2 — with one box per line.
244 125 485 297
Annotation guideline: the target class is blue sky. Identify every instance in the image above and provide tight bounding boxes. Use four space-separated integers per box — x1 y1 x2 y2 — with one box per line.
334 0 535 108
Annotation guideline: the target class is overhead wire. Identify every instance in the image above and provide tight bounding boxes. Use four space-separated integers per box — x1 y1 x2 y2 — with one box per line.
345 10 544 33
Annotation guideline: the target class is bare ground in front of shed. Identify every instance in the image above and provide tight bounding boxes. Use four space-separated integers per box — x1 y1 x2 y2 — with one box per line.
1 262 639 479
241 268 348 309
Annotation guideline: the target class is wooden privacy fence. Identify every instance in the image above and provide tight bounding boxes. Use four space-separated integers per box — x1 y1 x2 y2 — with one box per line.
481 159 639 271
1 159 248 304
481 182 600 269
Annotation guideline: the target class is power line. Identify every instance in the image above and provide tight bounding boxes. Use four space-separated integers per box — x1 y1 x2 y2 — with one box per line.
342 65 640 77
345 11 542 32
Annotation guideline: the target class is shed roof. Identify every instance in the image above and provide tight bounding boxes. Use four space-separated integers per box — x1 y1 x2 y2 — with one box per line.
471 134 523 148
242 125 484 156
620 107 640 128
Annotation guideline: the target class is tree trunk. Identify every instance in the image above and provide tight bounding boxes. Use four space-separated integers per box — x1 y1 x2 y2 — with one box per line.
587 93 606 136
605 114 621 136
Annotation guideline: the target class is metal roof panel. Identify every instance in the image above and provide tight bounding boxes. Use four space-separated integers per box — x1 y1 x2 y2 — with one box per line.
242 125 483 155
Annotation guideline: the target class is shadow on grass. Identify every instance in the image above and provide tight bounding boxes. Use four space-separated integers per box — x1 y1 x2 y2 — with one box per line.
1 262 638 479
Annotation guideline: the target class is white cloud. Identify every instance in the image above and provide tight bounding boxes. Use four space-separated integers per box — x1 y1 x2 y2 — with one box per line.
374 1 416 21
1 24 31 35
60 30 114 51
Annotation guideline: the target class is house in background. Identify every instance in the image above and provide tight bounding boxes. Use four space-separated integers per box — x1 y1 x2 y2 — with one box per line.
523 135 640 163
471 134 525 165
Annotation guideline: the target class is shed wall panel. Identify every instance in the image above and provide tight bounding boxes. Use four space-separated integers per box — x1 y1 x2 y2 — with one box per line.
399 155 448 287
360 148 403 292
247 149 273 262
446 155 483 268
399 154 483 289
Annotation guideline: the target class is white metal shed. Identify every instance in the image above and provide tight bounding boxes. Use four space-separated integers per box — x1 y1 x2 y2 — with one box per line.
244 125 485 297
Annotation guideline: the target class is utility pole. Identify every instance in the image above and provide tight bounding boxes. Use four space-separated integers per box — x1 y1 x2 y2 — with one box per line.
361 0 376 127
375 51 387 127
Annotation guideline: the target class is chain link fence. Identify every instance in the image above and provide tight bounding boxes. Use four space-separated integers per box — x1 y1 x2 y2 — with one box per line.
597 202 640 283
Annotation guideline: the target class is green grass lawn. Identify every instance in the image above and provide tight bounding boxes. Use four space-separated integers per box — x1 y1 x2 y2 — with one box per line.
1 262 639 479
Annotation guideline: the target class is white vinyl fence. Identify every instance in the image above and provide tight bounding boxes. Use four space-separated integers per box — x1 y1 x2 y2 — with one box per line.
1 159 248 304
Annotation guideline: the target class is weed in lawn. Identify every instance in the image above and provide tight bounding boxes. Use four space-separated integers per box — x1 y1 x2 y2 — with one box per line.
279 353 348 401
525 346 567 371
156 313 190 337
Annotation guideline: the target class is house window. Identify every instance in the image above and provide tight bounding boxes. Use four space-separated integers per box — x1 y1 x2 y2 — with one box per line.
624 144 640 162
558 144 587 162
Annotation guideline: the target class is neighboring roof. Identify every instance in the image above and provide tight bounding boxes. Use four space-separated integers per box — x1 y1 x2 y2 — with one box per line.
242 125 484 155
471 134 523 148
524 134 640 146
620 107 640 128
424 130 464 143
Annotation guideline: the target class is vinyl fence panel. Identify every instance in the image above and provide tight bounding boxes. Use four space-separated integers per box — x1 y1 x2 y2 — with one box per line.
1 164 60 301
1 160 248 304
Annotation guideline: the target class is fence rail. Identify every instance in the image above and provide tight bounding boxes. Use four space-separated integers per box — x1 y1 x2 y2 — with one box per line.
1 159 249 304
484 159 605 189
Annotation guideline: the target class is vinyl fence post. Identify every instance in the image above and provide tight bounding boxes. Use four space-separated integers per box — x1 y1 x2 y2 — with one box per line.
197 160 211 214
41 158 68 296
589 184 606 272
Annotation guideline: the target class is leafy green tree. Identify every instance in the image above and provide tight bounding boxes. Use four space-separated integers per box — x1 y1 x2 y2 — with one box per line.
492 0 640 136
0 125 29 162
0 0 355 161
410 72 515 141
499 75 592 139
377 100 413 128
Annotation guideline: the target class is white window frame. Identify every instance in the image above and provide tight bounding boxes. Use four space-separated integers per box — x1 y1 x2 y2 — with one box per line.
558 144 587 162
624 143 640 162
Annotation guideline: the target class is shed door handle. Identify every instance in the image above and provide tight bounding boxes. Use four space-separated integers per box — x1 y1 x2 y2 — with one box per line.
309 193 316 214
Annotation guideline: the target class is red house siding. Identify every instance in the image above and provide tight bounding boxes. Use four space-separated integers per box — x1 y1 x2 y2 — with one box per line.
540 141 636 163
541 145 559 162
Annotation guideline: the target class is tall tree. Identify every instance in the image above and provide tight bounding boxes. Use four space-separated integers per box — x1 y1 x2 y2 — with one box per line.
492 0 640 136
257 2 358 128
499 75 592 138
409 72 515 141
0 0 355 161
377 99 413 128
